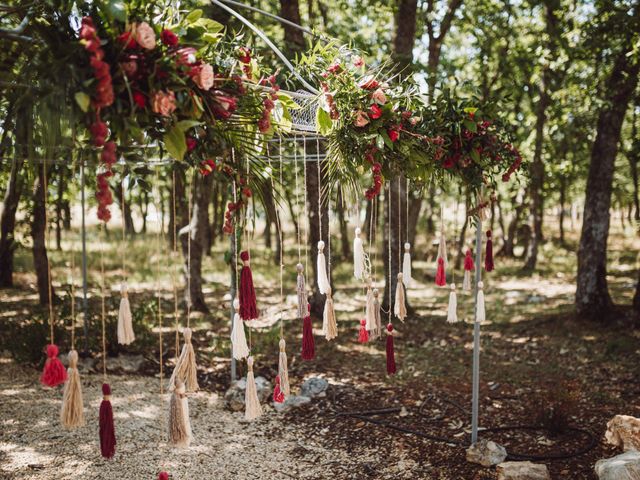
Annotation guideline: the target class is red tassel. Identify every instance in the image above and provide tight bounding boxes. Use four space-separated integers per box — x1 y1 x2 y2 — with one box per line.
239 250 258 320
158 473 169 480
99 383 116 459
485 230 494 272
386 324 396 375
40 344 67 387
301 303 315 360
273 375 285 403
358 318 369 343
464 249 475 271
435 257 446 286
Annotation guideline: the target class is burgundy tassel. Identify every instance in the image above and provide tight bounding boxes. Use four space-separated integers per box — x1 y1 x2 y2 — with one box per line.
386 324 396 375
99 383 116 459
485 230 494 272
158 473 169 480
273 375 285 403
435 257 446 286
358 318 369 343
239 250 258 320
41 344 67 387
464 249 475 271
301 303 315 360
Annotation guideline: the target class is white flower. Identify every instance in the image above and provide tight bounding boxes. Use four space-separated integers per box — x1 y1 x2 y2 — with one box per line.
135 22 156 50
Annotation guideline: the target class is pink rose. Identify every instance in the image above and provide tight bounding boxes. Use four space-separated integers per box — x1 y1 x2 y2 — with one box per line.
193 63 214 91
176 47 197 66
135 22 156 50
372 88 387 105
352 56 364 68
354 111 370 127
151 90 176 117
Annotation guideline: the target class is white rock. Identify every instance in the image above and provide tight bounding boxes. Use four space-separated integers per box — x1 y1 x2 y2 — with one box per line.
466 439 507 467
595 451 640 480
605 415 640 452
497 461 550 480
273 395 312 413
300 377 329 399
224 376 271 411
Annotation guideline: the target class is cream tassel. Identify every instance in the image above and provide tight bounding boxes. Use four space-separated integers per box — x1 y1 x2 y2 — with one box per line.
296 263 307 319
117 282 135 345
463 269 472 292
278 338 290 397
364 280 376 334
402 243 412 287
475 281 486 323
447 283 458 323
168 328 199 392
353 227 365 280
394 273 407 322
372 288 382 339
60 350 85 428
316 240 330 294
169 379 192 448
231 298 249 360
322 286 338 340
244 356 262 420
438 225 448 267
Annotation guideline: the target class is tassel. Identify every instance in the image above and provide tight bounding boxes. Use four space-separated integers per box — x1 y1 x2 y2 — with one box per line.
99 383 116 459
322 286 338 341
402 243 412 287
117 282 135 345
273 375 285 403
475 281 486 323
463 249 474 292
358 319 369 343
447 283 458 323
60 350 85 428
231 298 249 360
168 328 199 392
435 257 446 286
244 356 262 420
278 338 290 396
438 224 448 266
364 281 376 335
296 263 307 319
353 227 365 280
301 303 315 360
169 379 192 448
372 288 383 340
239 251 258 320
485 231 494 272
158 473 169 480
41 344 67 387
316 240 330 294
394 273 407 321
385 324 396 375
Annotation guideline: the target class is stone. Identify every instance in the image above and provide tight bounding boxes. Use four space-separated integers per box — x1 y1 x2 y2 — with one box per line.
466 439 507 467
300 377 329 399
595 451 640 480
605 415 640 452
224 376 271 412
96 354 145 374
273 395 312 413
497 461 550 480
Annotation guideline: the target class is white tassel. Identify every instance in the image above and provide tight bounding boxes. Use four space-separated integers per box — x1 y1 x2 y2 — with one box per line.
394 273 407 322
353 228 365 280
322 286 338 340
364 280 376 333
463 270 472 292
296 263 307 319
438 227 448 266
244 356 262 420
402 243 412 287
117 282 135 345
372 288 382 339
278 338 290 396
447 283 458 323
316 241 330 294
475 281 486 323
231 298 249 360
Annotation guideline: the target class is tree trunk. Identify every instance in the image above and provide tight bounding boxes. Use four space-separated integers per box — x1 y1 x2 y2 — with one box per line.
114 184 135 235
32 164 54 305
168 168 188 250
576 43 640 320
55 167 64 250
0 155 24 287
559 177 566 246
499 192 526 258
284 184 300 244
455 194 470 271
407 193 422 249
279 0 305 55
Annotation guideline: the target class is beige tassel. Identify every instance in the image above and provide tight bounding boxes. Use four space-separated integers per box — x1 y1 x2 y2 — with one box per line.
60 350 85 429
447 283 458 323
231 298 249 360
322 286 338 341
168 328 199 392
169 379 192 448
475 281 486 323
463 269 472 292
402 243 412 287
317 241 330 294
296 263 307 319
372 288 383 339
353 228 365 280
117 282 135 345
364 279 376 335
244 356 262 420
278 338 290 397
394 273 407 322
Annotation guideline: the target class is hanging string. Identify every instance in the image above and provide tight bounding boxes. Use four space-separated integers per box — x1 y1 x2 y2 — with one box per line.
303 138 309 276
44 161 55 346
397 177 402 270
121 177 126 280
387 186 392 321
276 144 284 338
155 169 165 395
293 135 301 263
406 179 409 241
100 224 107 381
316 138 322 241
245 153 252 349
69 166 76 350
186 170 193 328
172 170 179 360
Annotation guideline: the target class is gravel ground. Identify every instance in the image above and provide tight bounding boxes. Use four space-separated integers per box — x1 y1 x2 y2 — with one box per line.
0 358 348 480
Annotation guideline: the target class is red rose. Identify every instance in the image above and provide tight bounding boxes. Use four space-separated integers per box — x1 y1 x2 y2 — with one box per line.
133 91 146 108
238 47 251 64
160 29 179 47
369 104 382 120
388 128 400 142
117 31 138 49
358 76 380 90
186 137 197 152
199 159 216 176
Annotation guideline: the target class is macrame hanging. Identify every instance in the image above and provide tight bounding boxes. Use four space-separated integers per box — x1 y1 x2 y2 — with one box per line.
364 278 375 338
463 248 475 292
316 240 330 294
358 318 369 343
322 286 338 340
475 281 486 323
117 179 134 345
435 207 448 287
446 200 459 323
484 230 494 272
372 287 383 340
402 180 412 287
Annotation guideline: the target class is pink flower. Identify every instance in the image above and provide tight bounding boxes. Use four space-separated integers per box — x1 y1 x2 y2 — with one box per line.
151 90 177 117
160 29 179 47
186 137 197 152
117 31 137 49
176 47 197 66
326 63 342 74
354 111 370 127
371 88 387 105
238 47 251 64
135 22 156 50
192 63 214 91
211 94 238 120
358 76 380 90
352 56 364 68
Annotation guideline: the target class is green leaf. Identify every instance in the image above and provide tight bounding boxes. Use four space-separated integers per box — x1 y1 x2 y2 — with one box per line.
470 148 480 163
164 126 187 161
316 107 333 135
376 134 385 150
175 120 202 132
463 107 478 115
186 9 203 23
194 18 224 34
380 129 394 149
463 119 477 133
74 92 91 113
277 93 301 110
105 1 127 23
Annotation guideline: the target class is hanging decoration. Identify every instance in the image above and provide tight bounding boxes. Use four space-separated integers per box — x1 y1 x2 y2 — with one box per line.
394 272 407 322
316 241 330 294
476 281 486 323
158 473 169 480
117 180 134 345
386 324 396 375
364 279 376 338
301 303 315 360
353 227 365 280
231 298 249 360
447 284 459 323
358 318 369 343
386 186 397 374
169 379 192 448
278 339 290 397
484 231 494 272
372 288 383 340
273 375 285 404
322 286 338 341
168 328 199 392
244 356 262 420
296 263 308 319
239 250 258 320
435 210 448 287
61 350 85 429
463 249 475 292
402 243 412 287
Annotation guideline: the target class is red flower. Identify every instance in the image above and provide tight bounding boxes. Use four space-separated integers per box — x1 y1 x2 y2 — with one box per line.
160 29 179 47
90 120 109 147
258 112 271 133
186 137 197 152
211 94 238 120
199 159 216 176
132 91 146 108
388 128 400 142
238 47 251 64
358 76 380 90
326 63 342 74
369 104 382 120
242 187 252 198
442 156 455 169
117 31 138 49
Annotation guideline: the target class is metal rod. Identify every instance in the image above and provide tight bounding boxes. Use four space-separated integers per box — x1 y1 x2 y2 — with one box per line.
80 158 89 355
471 211 483 445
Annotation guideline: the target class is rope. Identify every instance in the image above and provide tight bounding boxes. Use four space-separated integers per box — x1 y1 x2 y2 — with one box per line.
303 139 309 276
100 224 107 381
43 161 55 346
155 169 164 395
172 170 179 360
186 170 192 327
387 186 392 322
276 144 284 338
293 135 301 262
69 161 76 350
121 177 126 282
406 179 409 241
397 177 401 270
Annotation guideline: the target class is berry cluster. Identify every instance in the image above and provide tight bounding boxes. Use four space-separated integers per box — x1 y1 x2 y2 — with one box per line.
96 141 117 222
364 148 383 200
